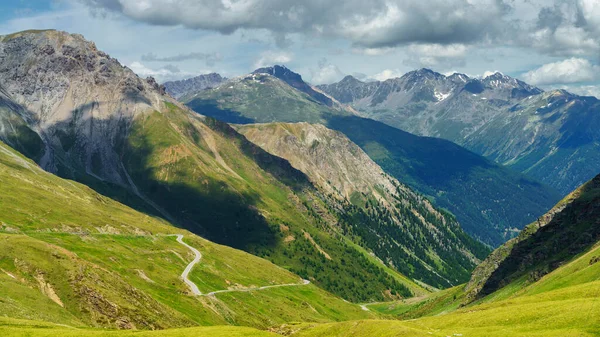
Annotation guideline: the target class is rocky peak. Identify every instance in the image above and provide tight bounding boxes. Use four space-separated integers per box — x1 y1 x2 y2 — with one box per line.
339 75 363 84
401 68 445 81
448 72 470 83
253 65 333 107
0 29 167 183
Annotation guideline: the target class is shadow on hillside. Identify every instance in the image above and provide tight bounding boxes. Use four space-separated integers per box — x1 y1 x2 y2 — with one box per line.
186 99 255 124
8 99 284 251
119 121 280 251
478 174 600 298
203 117 312 192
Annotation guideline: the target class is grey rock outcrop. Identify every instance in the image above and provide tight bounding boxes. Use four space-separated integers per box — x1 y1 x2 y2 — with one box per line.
0 29 168 185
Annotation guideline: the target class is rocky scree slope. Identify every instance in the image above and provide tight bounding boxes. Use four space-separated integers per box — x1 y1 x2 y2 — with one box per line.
0 29 167 186
238 122 489 288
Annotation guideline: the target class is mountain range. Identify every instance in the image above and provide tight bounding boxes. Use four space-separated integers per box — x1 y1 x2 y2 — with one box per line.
0 29 489 305
182 65 561 246
1 29 599 337
318 70 600 195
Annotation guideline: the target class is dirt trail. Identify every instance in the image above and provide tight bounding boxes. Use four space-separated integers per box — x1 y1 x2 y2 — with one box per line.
204 279 311 297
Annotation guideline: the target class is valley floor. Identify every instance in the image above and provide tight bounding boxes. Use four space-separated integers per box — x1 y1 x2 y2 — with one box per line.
4 270 599 336
7 237 600 337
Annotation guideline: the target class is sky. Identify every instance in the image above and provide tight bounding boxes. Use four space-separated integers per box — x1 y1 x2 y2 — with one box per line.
0 0 599 98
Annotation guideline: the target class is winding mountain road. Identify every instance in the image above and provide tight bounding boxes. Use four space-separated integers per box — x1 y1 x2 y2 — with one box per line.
171 234 203 296
170 234 310 297
205 279 311 297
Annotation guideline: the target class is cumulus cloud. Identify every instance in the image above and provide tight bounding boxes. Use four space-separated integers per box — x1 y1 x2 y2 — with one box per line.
558 84 600 99
253 51 293 69
371 69 405 81
141 52 222 66
128 61 200 82
522 58 599 85
309 59 345 84
482 70 503 78
525 0 600 56
80 0 512 48
404 43 468 68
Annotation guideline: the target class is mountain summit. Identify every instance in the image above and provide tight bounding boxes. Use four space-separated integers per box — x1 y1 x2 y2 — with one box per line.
253 65 334 106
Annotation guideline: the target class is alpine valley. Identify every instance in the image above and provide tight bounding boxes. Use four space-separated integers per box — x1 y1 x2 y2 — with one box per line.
0 28 598 337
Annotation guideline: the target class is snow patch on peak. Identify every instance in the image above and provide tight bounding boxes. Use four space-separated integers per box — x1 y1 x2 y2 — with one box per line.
434 90 451 102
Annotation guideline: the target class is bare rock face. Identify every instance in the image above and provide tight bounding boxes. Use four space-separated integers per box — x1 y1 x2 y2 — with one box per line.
0 30 165 184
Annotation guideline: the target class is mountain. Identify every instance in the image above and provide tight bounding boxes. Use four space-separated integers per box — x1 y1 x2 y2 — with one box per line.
163 73 226 99
0 139 371 329
0 30 498 303
317 69 542 140
465 172 600 301
238 122 489 288
318 70 599 195
183 66 561 246
0 30 425 303
465 89 600 194
253 65 334 107
183 69 351 125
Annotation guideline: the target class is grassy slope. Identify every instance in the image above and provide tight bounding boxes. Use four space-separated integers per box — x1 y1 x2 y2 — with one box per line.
184 74 340 124
119 102 420 303
0 317 276 337
1 133 598 335
291 238 600 337
5 240 600 336
0 140 371 330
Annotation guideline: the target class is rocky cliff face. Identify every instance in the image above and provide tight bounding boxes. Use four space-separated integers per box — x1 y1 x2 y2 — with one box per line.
163 73 226 99
237 122 399 202
0 30 168 185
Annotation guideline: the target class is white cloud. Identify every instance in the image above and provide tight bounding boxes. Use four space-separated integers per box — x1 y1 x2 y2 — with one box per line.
371 69 404 81
558 84 600 99
82 0 511 48
525 0 600 57
253 51 293 69
310 61 345 85
128 62 201 82
522 58 599 85
404 43 468 68
482 70 502 78
351 47 396 56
